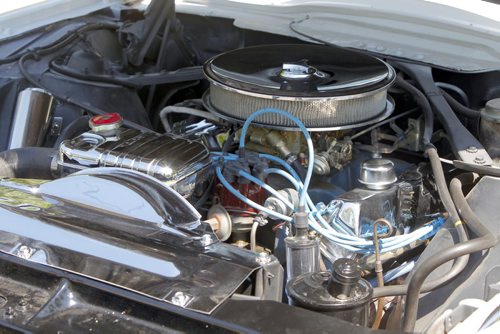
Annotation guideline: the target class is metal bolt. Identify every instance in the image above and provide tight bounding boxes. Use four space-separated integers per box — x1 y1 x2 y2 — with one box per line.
474 156 486 165
4 306 15 319
17 245 33 259
256 252 272 265
171 292 191 307
15 298 28 312
466 146 478 153
200 234 213 246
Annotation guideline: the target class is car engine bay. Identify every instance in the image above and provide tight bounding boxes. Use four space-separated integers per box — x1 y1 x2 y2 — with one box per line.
0 1 499 333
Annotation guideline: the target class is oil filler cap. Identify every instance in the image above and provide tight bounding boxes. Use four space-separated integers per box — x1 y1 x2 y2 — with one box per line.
89 113 123 136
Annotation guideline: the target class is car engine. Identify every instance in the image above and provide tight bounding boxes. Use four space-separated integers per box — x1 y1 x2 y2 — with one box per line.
0 1 499 333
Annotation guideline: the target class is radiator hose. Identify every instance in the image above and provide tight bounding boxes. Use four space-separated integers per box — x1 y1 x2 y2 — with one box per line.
0 147 56 179
402 172 498 332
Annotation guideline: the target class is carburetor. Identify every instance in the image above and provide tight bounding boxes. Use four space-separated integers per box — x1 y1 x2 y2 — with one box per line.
57 113 212 198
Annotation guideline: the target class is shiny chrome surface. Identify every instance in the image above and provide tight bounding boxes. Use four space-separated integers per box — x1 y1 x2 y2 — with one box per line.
57 128 212 197
358 159 398 190
204 92 395 132
204 44 393 96
482 98 500 122
324 186 398 237
203 44 395 130
279 62 327 80
0 170 265 314
8 88 55 149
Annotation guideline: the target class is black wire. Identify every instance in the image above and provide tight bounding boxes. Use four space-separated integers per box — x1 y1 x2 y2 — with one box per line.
17 23 153 133
435 82 470 107
222 131 235 153
0 23 119 65
193 177 215 209
440 89 481 119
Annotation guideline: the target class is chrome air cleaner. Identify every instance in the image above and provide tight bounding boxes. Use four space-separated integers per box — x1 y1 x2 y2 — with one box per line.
203 44 396 131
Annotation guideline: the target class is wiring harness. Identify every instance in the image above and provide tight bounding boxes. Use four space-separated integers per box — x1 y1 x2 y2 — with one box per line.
212 108 445 254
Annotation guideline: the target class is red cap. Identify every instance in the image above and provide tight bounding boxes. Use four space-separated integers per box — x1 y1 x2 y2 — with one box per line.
90 113 122 126
89 113 123 135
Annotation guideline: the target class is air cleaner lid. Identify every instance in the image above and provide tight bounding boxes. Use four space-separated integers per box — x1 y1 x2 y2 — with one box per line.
204 44 394 98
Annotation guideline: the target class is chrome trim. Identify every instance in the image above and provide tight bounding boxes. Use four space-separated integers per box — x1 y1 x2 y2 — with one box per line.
204 92 395 132
8 88 55 149
57 128 213 197
0 173 265 314
205 68 395 102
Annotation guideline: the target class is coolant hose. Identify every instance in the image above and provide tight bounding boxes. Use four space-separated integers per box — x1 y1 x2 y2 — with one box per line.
0 147 56 179
402 173 498 332
54 116 90 147
427 146 459 222
373 146 469 297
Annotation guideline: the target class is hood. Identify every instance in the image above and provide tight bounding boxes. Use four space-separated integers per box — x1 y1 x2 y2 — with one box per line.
175 0 500 72
1 0 500 71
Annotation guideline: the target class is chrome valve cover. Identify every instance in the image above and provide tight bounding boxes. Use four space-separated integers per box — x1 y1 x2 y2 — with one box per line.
57 128 212 197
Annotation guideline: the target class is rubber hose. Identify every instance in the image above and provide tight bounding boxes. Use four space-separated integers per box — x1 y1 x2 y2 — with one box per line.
435 83 470 107
54 116 90 147
402 173 498 332
427 146 459 221
440 89 481 119
395 75 434 145
0 147 56 179
373 146 469 298
373 222 468 298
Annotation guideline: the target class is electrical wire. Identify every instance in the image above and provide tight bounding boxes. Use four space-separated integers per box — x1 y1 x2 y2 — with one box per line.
214 106 446 255
239 108 314 210
239 170 295 210
402 173 498 332
214 165 292 222
0 22 113 65
159 105 221 132
372 218 386 330
349 107 419 140
213 151 445 254
440 89 480 119
373 146 469 298
435 82 470 107
16 22 153 133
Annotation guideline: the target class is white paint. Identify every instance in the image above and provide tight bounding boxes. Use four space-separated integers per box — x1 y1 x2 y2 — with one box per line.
0 0 127 39
175 0 500 72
